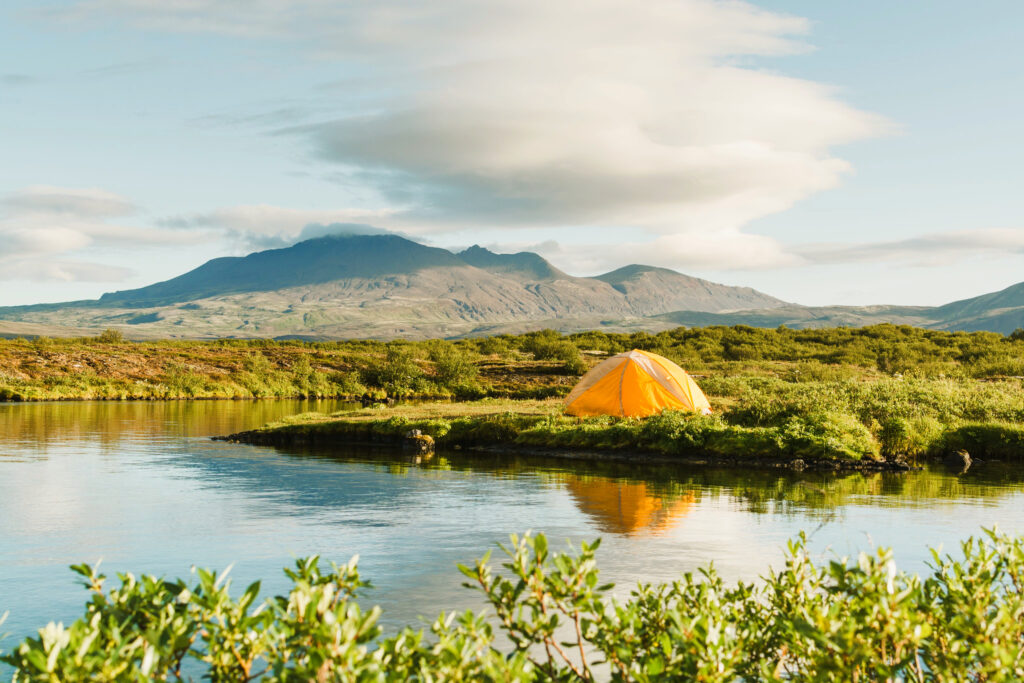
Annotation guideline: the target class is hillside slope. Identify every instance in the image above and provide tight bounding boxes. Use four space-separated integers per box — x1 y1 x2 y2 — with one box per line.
0 234 789 339
596 265 786 313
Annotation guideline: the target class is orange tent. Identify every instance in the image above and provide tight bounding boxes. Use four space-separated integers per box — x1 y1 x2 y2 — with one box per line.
564 349 710 418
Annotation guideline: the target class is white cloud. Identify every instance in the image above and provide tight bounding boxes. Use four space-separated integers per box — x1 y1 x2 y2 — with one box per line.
0 260 133 282
798 228 1024 267
0 186 197 282
279 0 888 240
55 0 889 271
159 205 399 249
479 229 799 275
3 185 135 218
467 226 1024 276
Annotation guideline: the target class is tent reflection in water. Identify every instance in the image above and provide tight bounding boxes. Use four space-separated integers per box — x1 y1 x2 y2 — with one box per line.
564 349 711 418
565 476 695 536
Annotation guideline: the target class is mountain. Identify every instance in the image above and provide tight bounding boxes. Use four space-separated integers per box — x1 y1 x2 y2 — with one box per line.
0 234 788 339
595 264 784 314
928 282 1024 332
2 233 1022 339
98 234 467 307
457 245 568 281
642 280 1024 335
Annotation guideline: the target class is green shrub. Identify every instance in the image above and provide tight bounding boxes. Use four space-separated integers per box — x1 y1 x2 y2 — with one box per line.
428 343 479 389
93 328 125 344
477 336 512 357
937 422 1024 460
520 330 567 360
4 530 1024 681
877 415 944 457
555 342 587 375
162 363 206 397
360 344 425 397
327 371 366 396
773 412 878 461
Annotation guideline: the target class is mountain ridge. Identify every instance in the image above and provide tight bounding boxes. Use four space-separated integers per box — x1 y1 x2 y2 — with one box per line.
0 233 1022 338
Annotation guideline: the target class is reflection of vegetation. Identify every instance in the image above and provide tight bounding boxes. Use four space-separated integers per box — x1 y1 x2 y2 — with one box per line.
277 445 1024 523
5 530 1024 680
0 399 358 449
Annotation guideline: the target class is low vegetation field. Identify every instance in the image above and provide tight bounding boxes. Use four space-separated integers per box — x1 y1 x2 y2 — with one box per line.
4 325 1023 462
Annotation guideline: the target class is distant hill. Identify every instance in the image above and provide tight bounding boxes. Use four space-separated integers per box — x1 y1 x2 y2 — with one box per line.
647 305 936 330
1 232 1022 338
0 234 789 339
595 264 784 314
928 282 1024 332
642 281 1024 335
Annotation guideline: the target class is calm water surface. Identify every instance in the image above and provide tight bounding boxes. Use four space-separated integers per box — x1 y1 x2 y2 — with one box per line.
3 400 1024 659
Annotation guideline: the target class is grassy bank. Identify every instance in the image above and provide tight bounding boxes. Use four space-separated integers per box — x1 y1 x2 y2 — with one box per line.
224 376 1024 464
4 530 1023 680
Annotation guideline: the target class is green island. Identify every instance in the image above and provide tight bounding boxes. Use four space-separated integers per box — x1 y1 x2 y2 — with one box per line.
3 529 1023 681
4 324 1024 468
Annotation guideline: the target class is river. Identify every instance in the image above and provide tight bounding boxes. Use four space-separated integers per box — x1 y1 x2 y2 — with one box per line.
2 399 1024 665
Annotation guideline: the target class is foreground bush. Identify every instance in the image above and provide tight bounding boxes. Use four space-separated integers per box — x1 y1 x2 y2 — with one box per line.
3 529 1023 681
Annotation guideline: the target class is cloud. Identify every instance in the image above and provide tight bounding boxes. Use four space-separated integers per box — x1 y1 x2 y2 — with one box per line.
489 226 1024 276
0 260 133 282
0 187 408 282
281 0 886 239
479 229 799 275
159 204 399 249
3 186 136 218
0 186 197 282
1 73 36 86
79 58 165 79
54 0 889 271
798 228 1024 267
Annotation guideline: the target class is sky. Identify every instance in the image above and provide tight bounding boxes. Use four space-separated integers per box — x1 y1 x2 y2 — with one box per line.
2 0 1023 308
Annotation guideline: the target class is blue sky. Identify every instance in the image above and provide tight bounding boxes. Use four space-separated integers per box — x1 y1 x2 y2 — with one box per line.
2 0 1022 307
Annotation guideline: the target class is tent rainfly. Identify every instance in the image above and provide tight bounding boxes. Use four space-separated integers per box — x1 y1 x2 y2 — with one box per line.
563 349 711 418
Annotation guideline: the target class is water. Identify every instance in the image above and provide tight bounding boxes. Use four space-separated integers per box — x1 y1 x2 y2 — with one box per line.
2 400 1024 662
